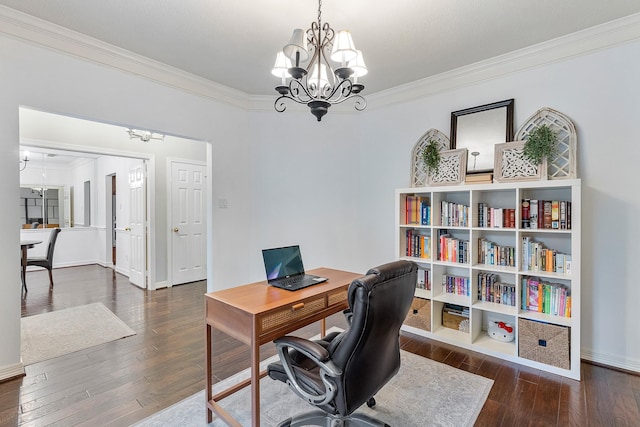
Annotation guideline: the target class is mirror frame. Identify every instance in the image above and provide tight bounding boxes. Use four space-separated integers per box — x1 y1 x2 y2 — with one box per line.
450 99 514 174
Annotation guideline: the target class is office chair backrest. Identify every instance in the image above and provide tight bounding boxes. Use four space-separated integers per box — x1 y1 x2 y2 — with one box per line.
46 228 62 262
330 260 417 415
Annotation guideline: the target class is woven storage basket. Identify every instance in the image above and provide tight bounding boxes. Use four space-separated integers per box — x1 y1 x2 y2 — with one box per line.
518 318 570 370
404 298 431 331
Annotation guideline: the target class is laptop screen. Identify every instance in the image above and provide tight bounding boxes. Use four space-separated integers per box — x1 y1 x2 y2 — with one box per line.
262 245 305 280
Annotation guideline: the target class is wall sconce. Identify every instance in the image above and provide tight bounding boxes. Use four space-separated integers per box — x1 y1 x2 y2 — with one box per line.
19 151 29 171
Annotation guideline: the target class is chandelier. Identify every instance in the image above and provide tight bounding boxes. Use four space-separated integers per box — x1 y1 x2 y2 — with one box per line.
272 0 367 121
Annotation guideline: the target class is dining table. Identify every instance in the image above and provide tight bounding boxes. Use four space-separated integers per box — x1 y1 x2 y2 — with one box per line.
20 239 42 291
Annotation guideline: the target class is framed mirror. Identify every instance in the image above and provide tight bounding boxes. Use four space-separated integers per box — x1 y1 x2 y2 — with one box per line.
450 99 514 174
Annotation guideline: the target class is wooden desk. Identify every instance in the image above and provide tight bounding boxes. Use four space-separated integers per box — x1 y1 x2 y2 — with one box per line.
20 239 42 292
205 267 361 427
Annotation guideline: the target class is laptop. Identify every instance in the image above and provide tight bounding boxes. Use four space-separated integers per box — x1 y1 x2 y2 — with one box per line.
261 245 327 291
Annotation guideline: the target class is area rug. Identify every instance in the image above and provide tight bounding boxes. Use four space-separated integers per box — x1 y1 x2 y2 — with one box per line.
135 349 493 427
21 302 136 365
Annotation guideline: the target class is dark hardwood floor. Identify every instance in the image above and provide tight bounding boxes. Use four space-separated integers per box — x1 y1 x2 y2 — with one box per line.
1 265 638 426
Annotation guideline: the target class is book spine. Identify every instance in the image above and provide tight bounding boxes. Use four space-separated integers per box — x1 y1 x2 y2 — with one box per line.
551 200 559 229
521 199 530 228
543 200 552 229
530 200 538 229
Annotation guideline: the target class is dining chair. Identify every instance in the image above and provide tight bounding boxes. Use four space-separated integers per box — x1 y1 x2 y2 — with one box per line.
25 228 61 291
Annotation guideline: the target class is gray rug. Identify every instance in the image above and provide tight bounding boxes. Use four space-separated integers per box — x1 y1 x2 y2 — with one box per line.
21 302 136 365
134 350 493 427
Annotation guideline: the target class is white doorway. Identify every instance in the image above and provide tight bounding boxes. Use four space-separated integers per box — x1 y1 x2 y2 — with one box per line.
169 160 207 286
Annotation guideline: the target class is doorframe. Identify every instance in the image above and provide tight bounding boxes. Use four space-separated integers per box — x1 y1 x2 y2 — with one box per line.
166 157 207 287
20 138 156 290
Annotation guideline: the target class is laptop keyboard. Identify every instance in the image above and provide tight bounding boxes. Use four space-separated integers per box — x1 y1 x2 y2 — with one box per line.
280 276 306 286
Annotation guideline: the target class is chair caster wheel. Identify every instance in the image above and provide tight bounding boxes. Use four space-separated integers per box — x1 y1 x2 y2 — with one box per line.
366 397 376 408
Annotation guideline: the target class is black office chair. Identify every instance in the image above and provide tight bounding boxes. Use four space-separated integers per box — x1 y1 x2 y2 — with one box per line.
26 227 61 291
267 260 417 427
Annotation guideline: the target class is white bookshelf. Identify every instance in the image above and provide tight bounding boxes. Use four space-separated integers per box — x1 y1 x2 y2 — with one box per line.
397 179 581 380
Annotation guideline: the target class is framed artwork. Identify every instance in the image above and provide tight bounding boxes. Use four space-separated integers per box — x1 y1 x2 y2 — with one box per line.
451 99 514 174
494 141 545 183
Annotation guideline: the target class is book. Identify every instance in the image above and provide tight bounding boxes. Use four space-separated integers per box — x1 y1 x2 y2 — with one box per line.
521 199 530 228
560 200 567 229
529 200 538 229
551 200 559 229
543 200 552 229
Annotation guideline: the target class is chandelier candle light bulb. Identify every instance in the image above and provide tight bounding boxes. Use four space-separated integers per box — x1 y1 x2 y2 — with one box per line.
272 0 367 121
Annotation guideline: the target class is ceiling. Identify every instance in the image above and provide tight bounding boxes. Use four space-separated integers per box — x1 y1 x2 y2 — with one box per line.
1 1 639 97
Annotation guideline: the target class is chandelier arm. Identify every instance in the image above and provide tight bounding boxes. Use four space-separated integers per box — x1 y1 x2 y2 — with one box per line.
288 79 315 103
316 78 354 103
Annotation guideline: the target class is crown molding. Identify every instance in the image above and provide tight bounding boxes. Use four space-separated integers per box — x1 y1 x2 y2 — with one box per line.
366 12 640 109
0 5 251 109
2 5 640 112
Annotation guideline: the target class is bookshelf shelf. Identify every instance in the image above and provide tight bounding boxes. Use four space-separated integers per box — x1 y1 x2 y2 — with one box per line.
473 333 517 356
473 301 519 316
397 179 581 380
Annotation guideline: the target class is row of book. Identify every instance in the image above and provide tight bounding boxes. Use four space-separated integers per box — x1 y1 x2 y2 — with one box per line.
477 272 516 306
438 233 469 264
405 230 431 258
522 237 572 274
442 274 471 296
522 276 571 317
477 238 516 267
477 204 517 228
416 268 431 291
521 199 572 230
405 196 430 225
443 303 470 318
441 201 470 227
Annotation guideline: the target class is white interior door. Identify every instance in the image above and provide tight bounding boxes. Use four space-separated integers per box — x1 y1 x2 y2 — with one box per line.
129 162 146 288
170 161 206 285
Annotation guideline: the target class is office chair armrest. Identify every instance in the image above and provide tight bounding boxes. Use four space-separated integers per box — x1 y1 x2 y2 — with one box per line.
274 336 331 362
343 309 353 324
274 336 342 405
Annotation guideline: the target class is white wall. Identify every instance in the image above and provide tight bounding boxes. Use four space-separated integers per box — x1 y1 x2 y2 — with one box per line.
1 24 639 379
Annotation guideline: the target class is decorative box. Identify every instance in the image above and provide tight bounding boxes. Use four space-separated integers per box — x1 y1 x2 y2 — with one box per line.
404 297 431 331
518 318 570 370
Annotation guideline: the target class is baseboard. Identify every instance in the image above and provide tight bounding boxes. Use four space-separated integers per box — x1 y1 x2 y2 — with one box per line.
581 348 640 374
154 281 169 290
0 362 25 383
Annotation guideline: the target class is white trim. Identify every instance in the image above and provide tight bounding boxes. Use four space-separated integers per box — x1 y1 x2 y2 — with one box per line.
0 362 25 382
365 13 640 108
0 5 250 110
2 6 640 111
582 349 640 374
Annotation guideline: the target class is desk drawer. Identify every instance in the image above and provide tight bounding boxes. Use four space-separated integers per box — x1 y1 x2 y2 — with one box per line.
261 296 326 333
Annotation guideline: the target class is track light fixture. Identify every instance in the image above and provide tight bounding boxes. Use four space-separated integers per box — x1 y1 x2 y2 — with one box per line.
126 128 164 142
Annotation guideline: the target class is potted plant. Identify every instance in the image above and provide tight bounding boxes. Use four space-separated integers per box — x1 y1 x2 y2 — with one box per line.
421 140 441 175
522 124 557 165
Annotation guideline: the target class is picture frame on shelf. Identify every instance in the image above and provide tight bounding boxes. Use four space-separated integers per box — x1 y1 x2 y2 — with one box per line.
427 148 467 186
494 141 546 183
451 99 514 175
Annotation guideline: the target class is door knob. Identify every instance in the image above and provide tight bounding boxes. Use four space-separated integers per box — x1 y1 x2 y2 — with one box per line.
173 227 179 232
125 227 131 231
